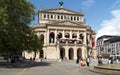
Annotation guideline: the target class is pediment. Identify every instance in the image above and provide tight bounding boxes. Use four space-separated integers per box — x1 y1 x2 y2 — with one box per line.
50 21 87 27
40 8 83 15
56 21 79 26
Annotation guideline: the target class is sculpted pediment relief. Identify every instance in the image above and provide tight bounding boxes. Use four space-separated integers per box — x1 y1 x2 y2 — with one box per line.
49 21 88 28
51 21 82 27
57 21 78 26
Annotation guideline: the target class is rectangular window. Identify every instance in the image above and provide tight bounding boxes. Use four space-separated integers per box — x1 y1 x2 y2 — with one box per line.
58 15 60 19
77 17 79 21
74 17 76 21
44 14 46 18
61 16 63 19
71 16 73 20
51 15 53 19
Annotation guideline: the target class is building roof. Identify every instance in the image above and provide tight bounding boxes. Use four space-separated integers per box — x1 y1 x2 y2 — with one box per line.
39 7 84 16
104 36 120 43
97 35 120 40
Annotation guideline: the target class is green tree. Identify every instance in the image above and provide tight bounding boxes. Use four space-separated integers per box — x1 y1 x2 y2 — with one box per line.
28 33 43 61
0 0 35 57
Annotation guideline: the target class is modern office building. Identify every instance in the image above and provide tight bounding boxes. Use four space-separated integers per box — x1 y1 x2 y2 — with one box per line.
24 2 96 60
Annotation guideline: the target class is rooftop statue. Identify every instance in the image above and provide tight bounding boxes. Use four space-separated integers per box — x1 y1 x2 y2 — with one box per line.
59 1 64 7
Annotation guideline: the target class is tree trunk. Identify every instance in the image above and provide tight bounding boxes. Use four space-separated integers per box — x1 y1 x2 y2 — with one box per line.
33 51 36 61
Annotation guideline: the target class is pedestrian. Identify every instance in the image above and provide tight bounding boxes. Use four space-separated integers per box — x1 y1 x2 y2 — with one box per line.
81 59 86 66
76 56 80 66
108 57 111 64
110 57 114 64
98 58 103 65
86 57 90 67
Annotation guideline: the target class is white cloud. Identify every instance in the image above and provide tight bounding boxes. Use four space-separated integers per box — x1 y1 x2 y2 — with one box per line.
96 9 120 38
81 0 95 9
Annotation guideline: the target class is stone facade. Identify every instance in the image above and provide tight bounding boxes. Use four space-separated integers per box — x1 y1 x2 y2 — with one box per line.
24 5 96 60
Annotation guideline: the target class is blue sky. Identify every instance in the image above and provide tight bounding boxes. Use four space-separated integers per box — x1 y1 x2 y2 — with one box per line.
29 0 120 38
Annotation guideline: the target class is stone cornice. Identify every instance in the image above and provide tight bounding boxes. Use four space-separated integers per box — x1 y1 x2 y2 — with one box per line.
39 7 83 16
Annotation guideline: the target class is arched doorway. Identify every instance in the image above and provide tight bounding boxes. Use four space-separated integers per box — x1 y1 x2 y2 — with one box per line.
68 48 74 60
77 48 82 58
60 48 65 60
40 50 44 58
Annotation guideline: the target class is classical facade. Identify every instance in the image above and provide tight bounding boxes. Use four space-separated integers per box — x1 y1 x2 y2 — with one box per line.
24 4 96 60
97 35 120 58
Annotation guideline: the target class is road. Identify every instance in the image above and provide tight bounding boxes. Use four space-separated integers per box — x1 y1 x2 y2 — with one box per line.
0 59 106 75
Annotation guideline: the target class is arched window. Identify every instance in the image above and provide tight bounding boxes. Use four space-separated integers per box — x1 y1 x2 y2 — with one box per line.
65 33 70 38
40 34 44 43
72 33 77 38
49 32 55 43
79 34 84 40
57 33 62 40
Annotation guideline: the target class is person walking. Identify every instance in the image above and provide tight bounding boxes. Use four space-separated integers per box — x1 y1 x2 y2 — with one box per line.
86 57 90 67
98 58 103 65
76 56 81 66
81 59 86 66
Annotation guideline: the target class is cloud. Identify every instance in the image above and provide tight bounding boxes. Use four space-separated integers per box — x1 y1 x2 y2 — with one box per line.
81 0 95 10
96 9 120 38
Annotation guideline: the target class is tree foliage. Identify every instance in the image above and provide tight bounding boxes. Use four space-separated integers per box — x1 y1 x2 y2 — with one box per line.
28 32 43 60
0 0 35 56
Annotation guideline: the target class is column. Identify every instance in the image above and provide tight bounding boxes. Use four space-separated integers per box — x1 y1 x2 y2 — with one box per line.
70 30 72 39
62 30 65 38
87 34 90 45
74 47 77 59
55 30 57 43
83 31 87 58
83 31 87 45
44 31 47 44
47 29 49 44
65 47 68 60
77 31 79 39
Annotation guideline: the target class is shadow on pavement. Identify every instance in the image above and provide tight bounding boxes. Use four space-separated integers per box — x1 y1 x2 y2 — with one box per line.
0 60 51 68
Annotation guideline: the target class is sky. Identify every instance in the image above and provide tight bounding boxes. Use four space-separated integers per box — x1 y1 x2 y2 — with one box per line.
29 0 120 39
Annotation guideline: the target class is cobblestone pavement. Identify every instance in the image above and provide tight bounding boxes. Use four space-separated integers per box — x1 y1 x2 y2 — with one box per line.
0 59 108 75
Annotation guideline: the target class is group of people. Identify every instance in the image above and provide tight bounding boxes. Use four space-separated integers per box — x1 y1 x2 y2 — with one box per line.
108 56 119 64
76 56 90 67
98 56 120 65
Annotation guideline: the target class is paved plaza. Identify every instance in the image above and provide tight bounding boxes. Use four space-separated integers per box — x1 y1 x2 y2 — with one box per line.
0 59 108 75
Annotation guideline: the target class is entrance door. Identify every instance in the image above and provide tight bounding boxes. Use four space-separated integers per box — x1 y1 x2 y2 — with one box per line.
77 48 82 58
69 48 74 60
60 48 65 60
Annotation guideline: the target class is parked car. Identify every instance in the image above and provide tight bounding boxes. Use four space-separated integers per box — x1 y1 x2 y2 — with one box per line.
11 55 24 63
